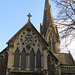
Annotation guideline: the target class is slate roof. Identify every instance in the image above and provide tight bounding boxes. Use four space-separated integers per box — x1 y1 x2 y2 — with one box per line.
53 53 75 65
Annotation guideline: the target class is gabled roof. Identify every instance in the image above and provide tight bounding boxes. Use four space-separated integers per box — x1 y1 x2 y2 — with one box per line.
53 53 75 65
7 21 49 47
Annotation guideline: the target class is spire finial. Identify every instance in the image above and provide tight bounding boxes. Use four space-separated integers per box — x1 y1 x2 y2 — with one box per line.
27 13 32 22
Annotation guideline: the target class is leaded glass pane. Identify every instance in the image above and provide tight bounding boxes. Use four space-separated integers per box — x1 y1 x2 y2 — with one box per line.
30 49 35 70
21 50 26 69
36 50 41 69
14 49 20 67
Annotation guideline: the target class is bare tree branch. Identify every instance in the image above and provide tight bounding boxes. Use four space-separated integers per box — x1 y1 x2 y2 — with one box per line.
51 0 75 49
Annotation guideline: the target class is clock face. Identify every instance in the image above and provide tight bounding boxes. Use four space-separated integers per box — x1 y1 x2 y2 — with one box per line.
25 35 32 44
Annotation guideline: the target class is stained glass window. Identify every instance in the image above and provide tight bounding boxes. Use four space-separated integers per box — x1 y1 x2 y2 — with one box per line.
36 50 41 69
14 48 20 67
21 49 26 69
30 49 35 70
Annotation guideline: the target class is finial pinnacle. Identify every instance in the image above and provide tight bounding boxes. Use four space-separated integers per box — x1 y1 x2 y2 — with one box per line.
27 13 32 22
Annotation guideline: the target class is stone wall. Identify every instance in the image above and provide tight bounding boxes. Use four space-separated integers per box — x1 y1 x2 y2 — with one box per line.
0 51 8 75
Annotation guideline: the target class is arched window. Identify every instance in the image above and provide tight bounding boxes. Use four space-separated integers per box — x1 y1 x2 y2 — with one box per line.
36 50 41 69
52 37 55 52
21 49 26 69
14 48 20 67
49 36 51 50
30 49 35 70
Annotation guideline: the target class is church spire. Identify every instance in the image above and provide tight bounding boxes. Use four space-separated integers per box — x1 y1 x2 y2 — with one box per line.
42 0 55 36
45 0 50 7
41 0 59 37
41 0 60 53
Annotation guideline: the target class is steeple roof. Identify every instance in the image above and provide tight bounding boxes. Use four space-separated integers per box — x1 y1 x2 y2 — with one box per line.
42 0 57 36
45 0 50 7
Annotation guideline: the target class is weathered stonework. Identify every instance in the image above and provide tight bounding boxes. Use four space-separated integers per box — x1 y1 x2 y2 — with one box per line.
0 0 75 75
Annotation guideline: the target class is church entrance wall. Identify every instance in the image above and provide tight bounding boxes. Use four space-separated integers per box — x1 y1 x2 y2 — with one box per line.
10 72 44 75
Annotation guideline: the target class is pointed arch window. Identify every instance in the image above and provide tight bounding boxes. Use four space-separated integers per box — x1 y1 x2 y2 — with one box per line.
14 48 20 67
30 49 35 70
21 49 26 69
36 50 41 69
49 36 51 50
52 37 55 52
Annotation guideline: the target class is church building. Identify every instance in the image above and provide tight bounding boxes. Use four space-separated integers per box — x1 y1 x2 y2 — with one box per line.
0 0 75 75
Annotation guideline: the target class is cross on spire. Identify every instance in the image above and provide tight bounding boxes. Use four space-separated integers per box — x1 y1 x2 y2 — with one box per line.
27 13 32 22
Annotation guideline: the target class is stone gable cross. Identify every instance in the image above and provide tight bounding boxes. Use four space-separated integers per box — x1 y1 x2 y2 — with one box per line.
27 13 32 22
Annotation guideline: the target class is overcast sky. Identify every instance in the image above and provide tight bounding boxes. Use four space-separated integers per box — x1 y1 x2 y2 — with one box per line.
0 0 75 59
